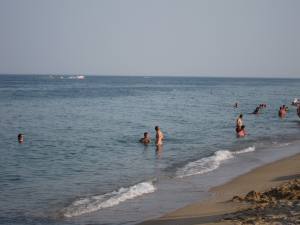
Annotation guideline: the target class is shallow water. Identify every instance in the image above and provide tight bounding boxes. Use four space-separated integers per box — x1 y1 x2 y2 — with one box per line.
0 75 299 225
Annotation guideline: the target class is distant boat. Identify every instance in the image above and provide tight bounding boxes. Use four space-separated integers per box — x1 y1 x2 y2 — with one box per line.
77 75 85 79
68 75 85 80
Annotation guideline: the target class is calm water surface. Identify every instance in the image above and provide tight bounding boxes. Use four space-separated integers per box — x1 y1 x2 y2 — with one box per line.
0 75 299 225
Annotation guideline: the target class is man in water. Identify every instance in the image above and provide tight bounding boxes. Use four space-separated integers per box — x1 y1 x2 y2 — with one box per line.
155 126 164 147
236 114 243 130
139 132 151 145
278 106 286 118
18 133 24 143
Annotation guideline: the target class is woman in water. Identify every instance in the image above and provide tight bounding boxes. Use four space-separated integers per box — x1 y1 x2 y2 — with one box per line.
236 125 247 138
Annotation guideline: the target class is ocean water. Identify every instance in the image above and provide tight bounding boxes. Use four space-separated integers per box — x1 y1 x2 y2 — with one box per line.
0 75 299 225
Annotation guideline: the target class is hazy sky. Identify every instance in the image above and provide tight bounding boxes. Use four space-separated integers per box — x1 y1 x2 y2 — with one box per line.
0 0 299 77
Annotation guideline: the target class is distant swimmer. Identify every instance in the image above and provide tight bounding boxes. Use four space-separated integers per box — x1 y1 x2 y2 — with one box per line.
292 98 300 106
297 105 300 118
278 106 286 118
18 133 24 143
139 132 151 145
234 102 238 108
236 125 247 138
259 103 267 108
155 126 164 146
253 106 260 114
236 114 243 130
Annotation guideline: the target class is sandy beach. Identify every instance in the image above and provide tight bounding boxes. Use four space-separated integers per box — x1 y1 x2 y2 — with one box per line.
139 153 300 225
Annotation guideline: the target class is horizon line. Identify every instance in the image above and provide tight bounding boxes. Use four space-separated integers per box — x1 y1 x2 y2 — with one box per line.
0 73 299 79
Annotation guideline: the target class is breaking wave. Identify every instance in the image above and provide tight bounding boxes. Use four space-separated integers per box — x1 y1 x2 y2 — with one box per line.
61 181 156 217
176 146 255 178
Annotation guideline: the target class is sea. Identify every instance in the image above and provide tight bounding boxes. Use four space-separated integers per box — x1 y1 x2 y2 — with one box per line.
0 75 299 225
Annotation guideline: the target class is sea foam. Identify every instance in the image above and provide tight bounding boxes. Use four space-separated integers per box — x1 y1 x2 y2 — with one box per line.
176 146 255 178
62 181 156 217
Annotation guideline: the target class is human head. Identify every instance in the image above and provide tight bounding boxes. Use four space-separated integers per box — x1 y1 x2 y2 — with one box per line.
155 126 159 131
239 114 243 118
241 125 245 130
18 133 24 143
144 132 149 138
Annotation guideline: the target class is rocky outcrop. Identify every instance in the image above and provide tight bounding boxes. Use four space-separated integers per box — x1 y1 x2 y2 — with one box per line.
226 179 300 224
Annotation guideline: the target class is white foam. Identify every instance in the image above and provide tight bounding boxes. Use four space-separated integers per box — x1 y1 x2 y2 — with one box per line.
278 143 290 147
176 146 256 178
234 146 255 154
62 181 156 217
176 150 233 178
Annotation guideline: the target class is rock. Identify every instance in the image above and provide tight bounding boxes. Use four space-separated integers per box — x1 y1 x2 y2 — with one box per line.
223 179 300 225
245 191 261 202
232 195 244 202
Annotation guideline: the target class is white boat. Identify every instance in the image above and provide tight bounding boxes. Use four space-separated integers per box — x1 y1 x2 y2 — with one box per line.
77 75 85 79
68 75 85 80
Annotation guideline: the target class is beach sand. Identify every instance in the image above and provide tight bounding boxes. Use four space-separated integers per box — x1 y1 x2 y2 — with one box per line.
139 153 300 225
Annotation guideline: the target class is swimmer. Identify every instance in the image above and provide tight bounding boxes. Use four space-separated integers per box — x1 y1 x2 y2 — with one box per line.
236 114 243 130
139 132 151 145
237 125 247 137
278 106 286 118
155 126 164 146
253 106 260 114
234 102 238 108
18 133 24 143
292 98 300 106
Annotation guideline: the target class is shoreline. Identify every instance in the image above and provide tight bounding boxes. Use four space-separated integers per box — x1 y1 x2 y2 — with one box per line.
139 152 300 225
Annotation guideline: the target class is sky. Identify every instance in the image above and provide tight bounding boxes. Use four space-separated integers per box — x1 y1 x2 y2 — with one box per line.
0 0 299 77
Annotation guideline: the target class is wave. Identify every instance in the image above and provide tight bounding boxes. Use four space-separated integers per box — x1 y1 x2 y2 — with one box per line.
176 146 255 178
234 146 255 154
61 181 156 217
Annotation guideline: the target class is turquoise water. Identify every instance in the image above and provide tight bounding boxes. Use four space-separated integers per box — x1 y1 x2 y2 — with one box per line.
0 75 299 225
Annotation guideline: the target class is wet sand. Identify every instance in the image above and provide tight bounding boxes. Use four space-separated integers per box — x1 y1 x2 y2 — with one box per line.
139 153 300 225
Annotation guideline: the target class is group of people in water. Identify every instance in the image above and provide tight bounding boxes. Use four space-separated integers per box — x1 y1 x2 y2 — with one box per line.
139 126 164 150
18 100 300 145
235 103 267 138
235 100 300 138
235 114 246 137
252 103 267 114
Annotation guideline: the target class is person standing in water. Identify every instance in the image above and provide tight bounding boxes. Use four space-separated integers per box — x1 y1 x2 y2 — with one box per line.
278 106 286 118
155 126 164 146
